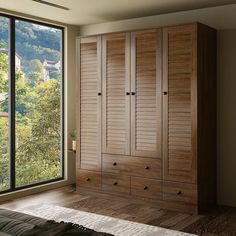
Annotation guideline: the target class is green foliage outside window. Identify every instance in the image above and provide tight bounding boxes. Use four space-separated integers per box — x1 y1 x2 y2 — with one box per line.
0 19 62 191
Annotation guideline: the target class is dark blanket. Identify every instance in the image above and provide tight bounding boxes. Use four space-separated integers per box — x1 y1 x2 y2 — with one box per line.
0 209 113 236
0 208 46 236
22 220 113 236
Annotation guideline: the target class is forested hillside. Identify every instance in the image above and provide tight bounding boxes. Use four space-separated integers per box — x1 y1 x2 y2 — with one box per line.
0 18 61 73
0 17 62 191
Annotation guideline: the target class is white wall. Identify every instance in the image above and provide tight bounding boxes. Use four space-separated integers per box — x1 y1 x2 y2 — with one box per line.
217 30 236 206
80 4 236 35
64 24 78 185
79 4 236 207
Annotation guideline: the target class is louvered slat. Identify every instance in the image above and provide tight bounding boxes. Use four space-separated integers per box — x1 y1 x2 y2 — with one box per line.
102 33 130 155
163 25 197 183
131 29 162 158
79 37 101 171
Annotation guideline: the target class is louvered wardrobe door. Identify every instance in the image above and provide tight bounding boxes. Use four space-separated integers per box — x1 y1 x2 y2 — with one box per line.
130 29 162 158
78 37 102 171
163 25 197 183
102 33 131 155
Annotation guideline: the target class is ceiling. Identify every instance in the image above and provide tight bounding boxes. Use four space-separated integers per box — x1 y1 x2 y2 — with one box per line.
0 0 235 26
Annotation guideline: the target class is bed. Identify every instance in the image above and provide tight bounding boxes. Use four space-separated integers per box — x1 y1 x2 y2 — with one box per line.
0 208 113 236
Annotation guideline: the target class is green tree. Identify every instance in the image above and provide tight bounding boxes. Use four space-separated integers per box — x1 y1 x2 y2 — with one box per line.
0 118 9 190
0 48 8 112
16 79 61 186
0 46 9 191
29 59 43 73
49 71 60 80
27 71 43 87
0 18 62 190
0 17 9 46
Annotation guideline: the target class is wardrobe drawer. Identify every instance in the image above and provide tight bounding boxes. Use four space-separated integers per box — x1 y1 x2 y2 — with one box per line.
102 173 130 194
130 157 161 179
77 170 101 190
163 181 197 205
131 177 162 200
102 154 130 174
102 154 161 179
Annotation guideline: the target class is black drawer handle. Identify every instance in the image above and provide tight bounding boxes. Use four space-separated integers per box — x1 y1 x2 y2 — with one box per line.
98 92 102 96
113 181 118 186
177 191 182 195
163 91 168 95
145 166 150 170
144 186 148 190
126 92 130 95
113 162 117 166
86 178 91 182
131 92 136 95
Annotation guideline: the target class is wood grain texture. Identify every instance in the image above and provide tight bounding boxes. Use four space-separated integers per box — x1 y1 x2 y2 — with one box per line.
1 187 236 236
79 36 102 171
131 176 162 200
76 23 216 214
163 181 197 205
102 33 131 155
102 173 131 194
163 24 197 184
131 29 162 158
102 153 162 179
77 170 101 190
79 185 197 214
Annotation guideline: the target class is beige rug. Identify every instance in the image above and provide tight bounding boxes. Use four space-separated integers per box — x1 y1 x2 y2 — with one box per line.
17 204 197 236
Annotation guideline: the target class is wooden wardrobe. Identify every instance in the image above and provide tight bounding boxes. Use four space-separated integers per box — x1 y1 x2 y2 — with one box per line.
76 23 216 214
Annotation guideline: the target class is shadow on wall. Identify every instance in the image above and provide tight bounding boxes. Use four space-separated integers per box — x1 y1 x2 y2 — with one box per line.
217 29 236 207
92 0 236 22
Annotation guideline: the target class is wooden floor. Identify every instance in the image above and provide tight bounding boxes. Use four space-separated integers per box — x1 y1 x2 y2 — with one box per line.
1 186 236 236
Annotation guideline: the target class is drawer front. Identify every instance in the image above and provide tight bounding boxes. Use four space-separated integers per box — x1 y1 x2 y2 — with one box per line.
163 181 197 205
77 170 101 190
102 154 161 179
102 154 130 174
130 157 161 179
102 173 130 194
131 177 162 200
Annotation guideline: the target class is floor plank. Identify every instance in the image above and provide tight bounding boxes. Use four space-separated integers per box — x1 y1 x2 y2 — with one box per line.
1 186 236 236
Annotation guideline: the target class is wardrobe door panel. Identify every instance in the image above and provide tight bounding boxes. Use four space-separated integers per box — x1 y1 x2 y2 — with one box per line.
102 33 131 155
78 37 102 171
131 29 162 158
163 25 197 183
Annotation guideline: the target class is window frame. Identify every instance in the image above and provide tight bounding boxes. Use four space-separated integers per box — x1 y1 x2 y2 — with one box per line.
0 12 65 194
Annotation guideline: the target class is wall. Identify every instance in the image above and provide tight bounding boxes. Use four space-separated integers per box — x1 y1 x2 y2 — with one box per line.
0 9 79 203
64 24 78 185
80 4 236 35
217 30 236 206
80 4 236 207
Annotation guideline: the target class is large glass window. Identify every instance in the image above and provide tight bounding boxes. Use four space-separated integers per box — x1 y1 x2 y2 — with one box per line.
0 16 10 192
0 15 64 193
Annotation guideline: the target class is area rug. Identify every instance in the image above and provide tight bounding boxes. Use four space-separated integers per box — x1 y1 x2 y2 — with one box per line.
12 204 197 236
